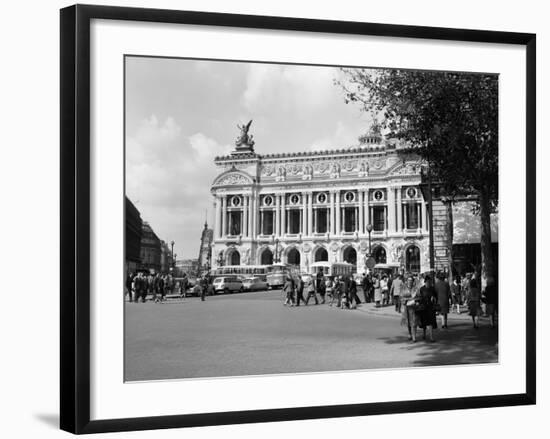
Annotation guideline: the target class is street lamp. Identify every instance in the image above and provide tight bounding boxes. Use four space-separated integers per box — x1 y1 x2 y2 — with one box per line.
366 223 373 256
419 167 435 273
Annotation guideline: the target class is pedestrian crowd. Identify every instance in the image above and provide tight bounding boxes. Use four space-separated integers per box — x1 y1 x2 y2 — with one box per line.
282 269 498 344
398 271 499 343
282 270 363 309
126 272 178 303
126 271 214 303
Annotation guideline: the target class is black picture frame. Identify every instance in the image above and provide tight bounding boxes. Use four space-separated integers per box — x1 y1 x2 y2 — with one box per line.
60 4 536 434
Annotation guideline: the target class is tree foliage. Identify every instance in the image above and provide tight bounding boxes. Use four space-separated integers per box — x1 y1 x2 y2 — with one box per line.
338 68 499 283
338 68 498 206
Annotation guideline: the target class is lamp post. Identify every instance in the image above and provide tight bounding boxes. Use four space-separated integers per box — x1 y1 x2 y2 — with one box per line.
366 223 373 256
419 167 435 274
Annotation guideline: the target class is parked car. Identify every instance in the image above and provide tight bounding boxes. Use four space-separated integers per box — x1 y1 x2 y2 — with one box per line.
212 276 243 294
242 277 269 291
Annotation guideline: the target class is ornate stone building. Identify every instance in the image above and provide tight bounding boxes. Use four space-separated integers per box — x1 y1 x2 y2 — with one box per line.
210 125 431 275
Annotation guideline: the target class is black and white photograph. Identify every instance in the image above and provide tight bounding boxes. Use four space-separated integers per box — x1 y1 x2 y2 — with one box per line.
124 57 499 382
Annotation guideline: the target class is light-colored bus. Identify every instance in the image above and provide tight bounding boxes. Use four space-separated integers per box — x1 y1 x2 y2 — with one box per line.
310 262 355 278
211 265 269 280
265 263 299 289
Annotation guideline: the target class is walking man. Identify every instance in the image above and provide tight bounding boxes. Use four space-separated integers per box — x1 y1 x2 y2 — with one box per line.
283 275 295 306
391 274 404 313
305 278 319 305
315 269 325 304
295 275 305 306
349 277 361 308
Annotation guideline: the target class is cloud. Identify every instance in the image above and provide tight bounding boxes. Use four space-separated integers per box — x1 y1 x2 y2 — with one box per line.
126 115 231 258
307 120 361 151
242 64 337 117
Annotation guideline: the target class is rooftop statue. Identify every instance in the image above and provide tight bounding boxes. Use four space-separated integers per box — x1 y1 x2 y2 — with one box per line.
235 119 255 149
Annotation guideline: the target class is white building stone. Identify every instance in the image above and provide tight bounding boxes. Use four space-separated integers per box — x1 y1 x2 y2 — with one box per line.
210 131 431 275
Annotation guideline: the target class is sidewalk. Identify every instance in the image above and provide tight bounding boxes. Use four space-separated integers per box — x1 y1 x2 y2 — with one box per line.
354 302 483 321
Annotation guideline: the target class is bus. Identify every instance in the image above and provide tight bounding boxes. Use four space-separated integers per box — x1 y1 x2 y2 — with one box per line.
210 265 269 280
372 263 401 277
265 263 300 289
309 262 355 278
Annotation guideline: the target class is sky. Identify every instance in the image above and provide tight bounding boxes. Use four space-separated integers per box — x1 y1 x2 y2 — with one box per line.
125 57 374 260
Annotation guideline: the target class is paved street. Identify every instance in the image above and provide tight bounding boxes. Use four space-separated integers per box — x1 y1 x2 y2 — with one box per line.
125 290 498 381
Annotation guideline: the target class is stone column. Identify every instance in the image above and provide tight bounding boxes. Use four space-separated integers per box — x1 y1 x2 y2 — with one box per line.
252 194 258 238
358 190 364 234
275 194 281 237
330 191 335 235
248 195 254 237
302 193 307 235
281 193 286 236
307 192 313 236
396 186 403 233
365 190 370 228
243 195 249 237
387 187 396 234
342 205 347 232
221 196 227 238
215 195 221 239
335 191 341 234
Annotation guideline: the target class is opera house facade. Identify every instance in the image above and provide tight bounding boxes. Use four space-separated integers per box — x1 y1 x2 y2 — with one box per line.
210 127 437 275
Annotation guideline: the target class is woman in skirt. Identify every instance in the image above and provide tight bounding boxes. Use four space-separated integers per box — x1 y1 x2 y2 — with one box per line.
417 276 437 342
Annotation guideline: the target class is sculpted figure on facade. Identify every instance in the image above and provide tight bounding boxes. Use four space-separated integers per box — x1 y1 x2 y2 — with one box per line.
359 161 369 177
330 162 341 179
391 242 403 264
242 248 251 265
302 164 313 180
216 173 250 186
235 119 255 150
275 166 286 182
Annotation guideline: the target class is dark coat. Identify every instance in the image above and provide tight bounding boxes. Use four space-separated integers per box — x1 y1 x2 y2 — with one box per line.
417 285 437 328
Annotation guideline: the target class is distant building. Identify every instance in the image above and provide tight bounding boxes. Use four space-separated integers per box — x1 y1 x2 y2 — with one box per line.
125 197 142 273
197 221 214 276
140 222 162 273
176 259 199 276
160 240 174 273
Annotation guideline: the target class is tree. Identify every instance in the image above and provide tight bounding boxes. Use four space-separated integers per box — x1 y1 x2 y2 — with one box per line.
338 69 498 286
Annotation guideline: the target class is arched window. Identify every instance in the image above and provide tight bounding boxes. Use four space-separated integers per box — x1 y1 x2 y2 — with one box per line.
260 248 273 265
343 246 357 265
314 247 328 262
406 245 421 272
287 248 301 266
373 246 386 264
228 250 240 266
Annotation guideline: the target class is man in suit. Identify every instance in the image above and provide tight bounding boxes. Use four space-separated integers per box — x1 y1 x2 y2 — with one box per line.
295 275 305 306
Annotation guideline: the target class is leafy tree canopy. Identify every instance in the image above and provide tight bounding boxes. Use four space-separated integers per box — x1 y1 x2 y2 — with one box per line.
338 69 498 206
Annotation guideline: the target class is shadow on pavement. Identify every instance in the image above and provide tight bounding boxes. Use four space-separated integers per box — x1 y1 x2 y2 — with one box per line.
378 322 498 366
